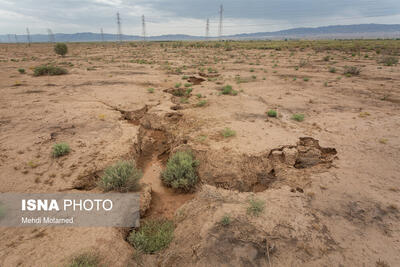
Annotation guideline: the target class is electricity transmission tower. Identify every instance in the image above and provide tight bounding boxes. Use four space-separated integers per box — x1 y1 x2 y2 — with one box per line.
116 12 122 42
100 28 104 42
206 18 210 40
26 28 31 46
142 15 146 41
14 34 19 43
218 4 223 40
47 29 55 43
7 34 11 43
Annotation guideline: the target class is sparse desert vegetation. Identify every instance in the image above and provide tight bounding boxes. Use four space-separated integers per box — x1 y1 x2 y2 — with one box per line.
0 203 4 219
99 160 142 192
267 109 278 117
221 84 238 95
247 198 265 217
379 56 398 66
291 113 305 122
128 219 174 254
33 64 68 76
196 99 207 107
343 65 361 76
161 151 199 192
0 39 399 266
52 143 70 157
220 214 231 226
67 252 99 267
54 43 68 57
221 127 236 138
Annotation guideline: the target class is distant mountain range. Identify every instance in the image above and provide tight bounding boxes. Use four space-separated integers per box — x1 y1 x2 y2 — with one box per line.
1 24 400 43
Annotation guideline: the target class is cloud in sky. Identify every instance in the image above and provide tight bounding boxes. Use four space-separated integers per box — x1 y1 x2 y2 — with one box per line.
0 0 399 36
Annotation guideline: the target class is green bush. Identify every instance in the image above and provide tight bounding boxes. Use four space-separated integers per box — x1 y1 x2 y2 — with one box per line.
343 66 360 76
208 67 218 73
54 43 68 56
267 109 277 117
222 85 233 94
220 215 231 226
221 85 238 96
67 252 99 267
33 65 67 76
247 198 265 217
180 97 189 104
99 161 142 192
379 56 398 66
147 88 154 93
52 143 70 157
292 113 305 122
185 87 193 95
235 76 253 84
161 151 199 192
128 219 174 254
196 100 207 107
171 88 185 97
221 127 236 138
0 202 5 219
18 68 25 74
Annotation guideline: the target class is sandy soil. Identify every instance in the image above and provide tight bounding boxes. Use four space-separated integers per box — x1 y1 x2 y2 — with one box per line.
0 42 399 266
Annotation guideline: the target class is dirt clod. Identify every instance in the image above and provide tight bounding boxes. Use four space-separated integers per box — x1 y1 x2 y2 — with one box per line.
195 137 336 192
187 76 205 85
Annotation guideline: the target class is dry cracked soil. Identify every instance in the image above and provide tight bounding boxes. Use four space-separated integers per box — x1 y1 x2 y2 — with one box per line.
0 41 399 266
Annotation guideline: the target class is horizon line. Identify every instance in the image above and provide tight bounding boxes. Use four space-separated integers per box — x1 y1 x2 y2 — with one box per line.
1 23 400 38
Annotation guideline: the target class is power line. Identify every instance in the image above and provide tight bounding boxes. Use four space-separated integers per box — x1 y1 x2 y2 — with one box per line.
116 12 122 42
3 3 400 38
26 28 31 46
47 29 55 43
206 18 210 39
218 4 223 39
144 12 399 33
142 15 146 41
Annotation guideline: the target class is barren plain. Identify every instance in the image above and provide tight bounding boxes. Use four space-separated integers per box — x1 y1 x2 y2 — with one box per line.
0 40 399 266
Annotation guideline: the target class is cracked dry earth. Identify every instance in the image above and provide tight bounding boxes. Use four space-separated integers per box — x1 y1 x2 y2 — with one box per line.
0 42 399 266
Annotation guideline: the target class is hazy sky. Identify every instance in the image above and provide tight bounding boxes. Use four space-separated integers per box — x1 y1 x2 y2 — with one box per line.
0 0 400 36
